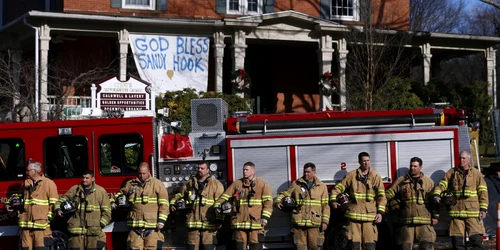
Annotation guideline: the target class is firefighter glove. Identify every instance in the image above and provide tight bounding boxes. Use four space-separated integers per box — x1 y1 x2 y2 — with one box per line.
261 219 268 226
157 222 164 230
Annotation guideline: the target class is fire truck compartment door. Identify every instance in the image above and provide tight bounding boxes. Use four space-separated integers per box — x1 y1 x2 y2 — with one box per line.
232 146 292 242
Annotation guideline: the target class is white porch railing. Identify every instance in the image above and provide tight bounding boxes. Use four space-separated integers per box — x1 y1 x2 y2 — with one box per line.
47 95 92 120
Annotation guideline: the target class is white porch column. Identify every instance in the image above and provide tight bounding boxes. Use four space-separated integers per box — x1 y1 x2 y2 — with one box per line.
213 31 225 93
317 35 335 111
337 38 348 111
231 30 247 97
421 43 432 85
118 29 129 82
39 24 51 121
486 47 496 107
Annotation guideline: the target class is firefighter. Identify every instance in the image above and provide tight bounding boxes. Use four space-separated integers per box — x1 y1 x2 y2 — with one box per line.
330 152 387 250
215 161 273 250
433 151 488 250
275 162 329 250
385 157 437 250
6 161 59 250
169 161 224 250
55 169 111 250
113 162 169 250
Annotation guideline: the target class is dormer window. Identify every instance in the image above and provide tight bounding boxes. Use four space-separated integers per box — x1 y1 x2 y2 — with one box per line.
331 0 358 21
122 0 155 10
227 0 262 15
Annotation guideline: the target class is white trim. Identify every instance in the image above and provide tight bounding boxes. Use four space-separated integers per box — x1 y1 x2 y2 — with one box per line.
230 131 455 148
330 0 359 21
227 0 262 15
122 0 155 10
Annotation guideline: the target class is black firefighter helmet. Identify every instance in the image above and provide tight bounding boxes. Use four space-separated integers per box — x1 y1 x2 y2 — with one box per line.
336 193 350 206
281 196 297 212
60 201 76 215
176 199 192 211
220 201 233 215
116 194 130 209
440 190 457 206
8 194 22 210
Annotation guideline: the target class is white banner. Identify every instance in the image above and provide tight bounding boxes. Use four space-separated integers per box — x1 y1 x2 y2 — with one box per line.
129 34 210 94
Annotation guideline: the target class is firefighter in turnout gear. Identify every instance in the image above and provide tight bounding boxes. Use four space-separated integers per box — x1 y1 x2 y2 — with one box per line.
215 161 273 250
385 157 437 250
330 152 387 250
55 170 111 250
433 151 488 250
170 161 224 250
275 162 329 250
6 162 59 250
114 162 170 250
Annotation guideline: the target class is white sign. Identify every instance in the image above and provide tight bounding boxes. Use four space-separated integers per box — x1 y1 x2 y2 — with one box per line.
129 34 210 94
95 76 152 111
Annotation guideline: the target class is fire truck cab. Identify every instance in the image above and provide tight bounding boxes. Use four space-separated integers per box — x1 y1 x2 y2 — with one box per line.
0 98 473 249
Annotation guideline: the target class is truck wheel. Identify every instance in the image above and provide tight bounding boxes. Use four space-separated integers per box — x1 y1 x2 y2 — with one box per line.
325 225 348 250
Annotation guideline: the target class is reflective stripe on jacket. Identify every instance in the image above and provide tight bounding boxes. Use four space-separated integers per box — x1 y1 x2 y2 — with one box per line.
56 183 111 235
433 166 488 218
170 176 224 229
386 173 436 224
275 177 330 227
18 176 59 229
215 177 273 230
330 168 387 222
118 177 169 228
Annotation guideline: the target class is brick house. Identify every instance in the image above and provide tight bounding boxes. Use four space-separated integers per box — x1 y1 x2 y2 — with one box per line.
0 0 499 120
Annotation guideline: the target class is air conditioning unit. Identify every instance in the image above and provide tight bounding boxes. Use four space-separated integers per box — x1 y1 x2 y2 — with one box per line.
191 98 228 132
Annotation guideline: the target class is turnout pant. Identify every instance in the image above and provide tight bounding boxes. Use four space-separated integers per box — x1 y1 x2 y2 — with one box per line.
449 217 484 250
186 228 217 250
396 224 435 250
127 229 165 250
291 226 325 250
234 229 264 250
68 232 106 250
345 220 378 244
21 228 52 250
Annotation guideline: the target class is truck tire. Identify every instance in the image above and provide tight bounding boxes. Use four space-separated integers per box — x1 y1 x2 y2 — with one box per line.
324 225 348 250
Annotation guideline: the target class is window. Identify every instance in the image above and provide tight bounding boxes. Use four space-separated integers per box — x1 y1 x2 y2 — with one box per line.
122 0 155 10
228 0 261 15
0 138 25 180
99 133 143 175
331 0 358 21
44 136 88 178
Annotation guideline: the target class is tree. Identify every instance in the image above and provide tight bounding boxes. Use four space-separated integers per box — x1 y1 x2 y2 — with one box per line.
344 0 415 110
480 0 500 9
410 0 466 33
0 49 114 121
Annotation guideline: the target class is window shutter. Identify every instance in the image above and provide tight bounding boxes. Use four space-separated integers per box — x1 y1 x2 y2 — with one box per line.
320 0 331 19
111 0 122 8
216 0 226 14
263 0 275 13
157 0 168 10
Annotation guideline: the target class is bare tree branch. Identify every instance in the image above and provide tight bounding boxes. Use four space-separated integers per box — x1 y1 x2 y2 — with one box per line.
411 0 466 33
480 0 500 9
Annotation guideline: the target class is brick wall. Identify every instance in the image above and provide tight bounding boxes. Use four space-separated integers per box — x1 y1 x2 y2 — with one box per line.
61 0 409 30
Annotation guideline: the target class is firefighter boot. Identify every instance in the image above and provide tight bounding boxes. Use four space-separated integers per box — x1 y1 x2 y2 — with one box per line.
235 242 246 250
351 242 361 250
401 243 413 250
419 241 433 250
451 236 466 250
469 234 484 250
249 243 263 250
364 242 376 250
202 244 215 250
186 244 196 250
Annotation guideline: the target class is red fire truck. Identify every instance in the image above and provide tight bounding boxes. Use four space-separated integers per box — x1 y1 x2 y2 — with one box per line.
0 98 473 249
